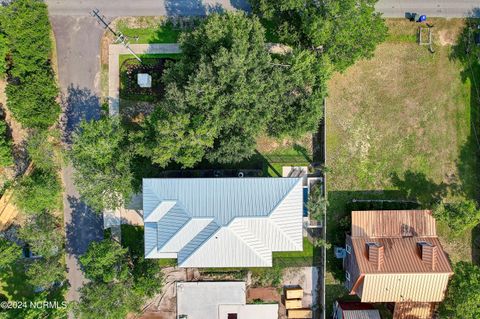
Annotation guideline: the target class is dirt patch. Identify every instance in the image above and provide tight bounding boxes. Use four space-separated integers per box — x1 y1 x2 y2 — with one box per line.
256 134 313 155
438 29 456 46
247 287 281 302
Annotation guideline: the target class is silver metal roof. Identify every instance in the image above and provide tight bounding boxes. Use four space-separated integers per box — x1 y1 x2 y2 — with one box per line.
143 178 304 267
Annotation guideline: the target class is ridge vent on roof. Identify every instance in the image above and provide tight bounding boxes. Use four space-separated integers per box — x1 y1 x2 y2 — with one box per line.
417 241 438 270
366 242 384 271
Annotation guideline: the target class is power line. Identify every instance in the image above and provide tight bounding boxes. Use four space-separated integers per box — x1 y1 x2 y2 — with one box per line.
91 8 142 62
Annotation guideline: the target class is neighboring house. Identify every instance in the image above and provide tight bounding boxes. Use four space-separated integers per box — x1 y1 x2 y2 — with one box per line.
343 210 453 319
143 178 304 268
176 281 278 319
333 301 381 319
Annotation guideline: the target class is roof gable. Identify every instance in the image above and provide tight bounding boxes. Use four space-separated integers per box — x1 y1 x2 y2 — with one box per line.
143 178 299 225
143 178 304 267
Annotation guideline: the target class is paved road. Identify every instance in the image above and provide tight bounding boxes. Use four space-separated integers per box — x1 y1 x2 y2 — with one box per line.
377 0 480 18
51 15 104 301
47 0 480 304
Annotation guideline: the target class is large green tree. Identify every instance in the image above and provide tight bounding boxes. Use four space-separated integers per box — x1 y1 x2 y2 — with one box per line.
249 0 387 71
26 130 61 172
0 0 52 78
70 117 134 211
74 281 141 319
76 235 163 319
0 0 60 130
439 262 480 319
140 12 328 166
0 238 21 271
80 239 129 283
18 212 64 258
0 120 13 167
5 69 59 129
0 33 8 76
25 257 65 290
14 168 61 214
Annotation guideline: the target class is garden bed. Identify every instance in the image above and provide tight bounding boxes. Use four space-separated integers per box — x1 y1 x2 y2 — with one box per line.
120 57 175 102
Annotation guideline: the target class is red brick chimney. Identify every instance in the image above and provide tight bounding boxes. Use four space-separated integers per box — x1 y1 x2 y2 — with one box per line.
366 242 384 270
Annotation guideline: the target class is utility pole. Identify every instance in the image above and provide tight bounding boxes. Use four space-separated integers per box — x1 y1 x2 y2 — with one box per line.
91 8 142 62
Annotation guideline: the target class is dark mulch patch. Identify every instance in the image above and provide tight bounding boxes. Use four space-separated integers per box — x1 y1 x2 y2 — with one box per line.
120 58 175 102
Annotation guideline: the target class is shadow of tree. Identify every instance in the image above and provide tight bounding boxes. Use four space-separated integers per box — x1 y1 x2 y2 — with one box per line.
293 143 313 162
389 171 448 207
61 85 100 145
165 0 207 16
230 0 251 11
64 195 103 256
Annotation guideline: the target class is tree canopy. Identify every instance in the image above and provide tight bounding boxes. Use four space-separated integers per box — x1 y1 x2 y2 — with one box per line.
0 120 13 167
439 261 480 319
0 0 60 129
80 240 129 283
434 199 480 236
75 236 163 318
0 238 21 271
137 12 329 167
70 117 134 211
74 281 141 319
18 212 64 258
0 0 52 78
5 69 59 129
14 168 61 214
249 0 387 71
0 33 8 76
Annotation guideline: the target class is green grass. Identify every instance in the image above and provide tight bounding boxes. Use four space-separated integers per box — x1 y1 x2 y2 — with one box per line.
325 17 480 311
116 20 180 44
273 238 314 258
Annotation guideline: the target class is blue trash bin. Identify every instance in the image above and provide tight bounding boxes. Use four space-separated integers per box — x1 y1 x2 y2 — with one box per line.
418 15 427 22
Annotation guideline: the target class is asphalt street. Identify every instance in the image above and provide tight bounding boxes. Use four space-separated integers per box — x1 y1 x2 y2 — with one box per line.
51 15 105 301
47 0 480 304
377 0 480 18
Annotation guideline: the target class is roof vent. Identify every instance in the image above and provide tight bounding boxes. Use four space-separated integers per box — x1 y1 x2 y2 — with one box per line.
366 242 384 270
417 241 438 270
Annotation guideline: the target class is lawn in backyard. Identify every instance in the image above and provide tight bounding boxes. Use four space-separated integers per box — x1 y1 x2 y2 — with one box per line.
325 18 480 314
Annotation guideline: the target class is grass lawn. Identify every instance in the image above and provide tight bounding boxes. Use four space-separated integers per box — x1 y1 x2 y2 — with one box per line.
120 225 177 268
115 17 181 44
325 18 480 314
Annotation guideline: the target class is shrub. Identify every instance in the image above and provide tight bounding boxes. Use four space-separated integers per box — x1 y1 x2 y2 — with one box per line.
434 199 480 236
0 120 13 167
5 69 59 129
14 168 61 214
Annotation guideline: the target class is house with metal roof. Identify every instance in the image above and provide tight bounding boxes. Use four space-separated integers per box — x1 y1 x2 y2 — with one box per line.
343 210 453 319
143 177 304 268
176 281 278 319
333 301 381 319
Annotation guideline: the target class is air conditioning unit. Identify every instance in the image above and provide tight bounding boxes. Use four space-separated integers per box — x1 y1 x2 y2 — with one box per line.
334 246 346 259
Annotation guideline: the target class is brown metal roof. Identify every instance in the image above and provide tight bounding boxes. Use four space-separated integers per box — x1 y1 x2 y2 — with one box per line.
351 236 452 274
351 210 437 238
393 302 436 319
